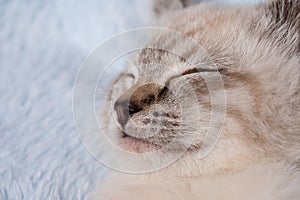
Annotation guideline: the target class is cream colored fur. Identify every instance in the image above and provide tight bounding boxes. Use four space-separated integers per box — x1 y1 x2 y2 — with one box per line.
93 0 300 199
91 162 300 200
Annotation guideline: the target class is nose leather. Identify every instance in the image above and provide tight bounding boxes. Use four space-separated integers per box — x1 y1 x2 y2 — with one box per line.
114 83 162 127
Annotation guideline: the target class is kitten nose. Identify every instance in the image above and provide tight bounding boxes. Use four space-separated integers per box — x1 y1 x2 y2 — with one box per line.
114 83 161 127
114 100 130 127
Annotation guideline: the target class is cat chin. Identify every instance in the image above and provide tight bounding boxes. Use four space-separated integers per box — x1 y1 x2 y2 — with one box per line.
117 135 160 153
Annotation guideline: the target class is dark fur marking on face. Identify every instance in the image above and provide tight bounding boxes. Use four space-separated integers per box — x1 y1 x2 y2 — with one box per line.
253 0 300 54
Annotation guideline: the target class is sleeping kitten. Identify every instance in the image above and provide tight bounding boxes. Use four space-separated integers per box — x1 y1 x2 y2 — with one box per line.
91 0 300 199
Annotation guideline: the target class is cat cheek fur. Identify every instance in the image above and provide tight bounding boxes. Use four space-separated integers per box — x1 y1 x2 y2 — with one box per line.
95 0 300 199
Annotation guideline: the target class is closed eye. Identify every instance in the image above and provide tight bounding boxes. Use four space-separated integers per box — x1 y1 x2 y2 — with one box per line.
124 73 135 79
165 67 227 86
181 68 227 76
158 67 227 98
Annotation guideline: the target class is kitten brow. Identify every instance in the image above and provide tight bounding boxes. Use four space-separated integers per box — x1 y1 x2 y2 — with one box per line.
163 67 227 89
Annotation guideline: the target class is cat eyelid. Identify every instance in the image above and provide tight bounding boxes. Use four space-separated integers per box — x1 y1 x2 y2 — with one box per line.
162 67 227 91
181 68 227 76
125 73 135 79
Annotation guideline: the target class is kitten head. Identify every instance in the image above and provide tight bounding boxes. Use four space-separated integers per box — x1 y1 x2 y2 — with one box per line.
112 47 222 152
103 0 300 175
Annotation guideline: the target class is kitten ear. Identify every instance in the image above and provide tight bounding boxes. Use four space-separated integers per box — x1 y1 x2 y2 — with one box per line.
152 0 203 23
152 0 186 16
261 0 300 53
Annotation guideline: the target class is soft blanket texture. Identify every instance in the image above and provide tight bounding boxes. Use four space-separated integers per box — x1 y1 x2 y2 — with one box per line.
0 0 259 199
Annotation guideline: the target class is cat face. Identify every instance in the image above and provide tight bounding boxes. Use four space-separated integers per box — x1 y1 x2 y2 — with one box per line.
111 48 222 153
102 0 300 174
